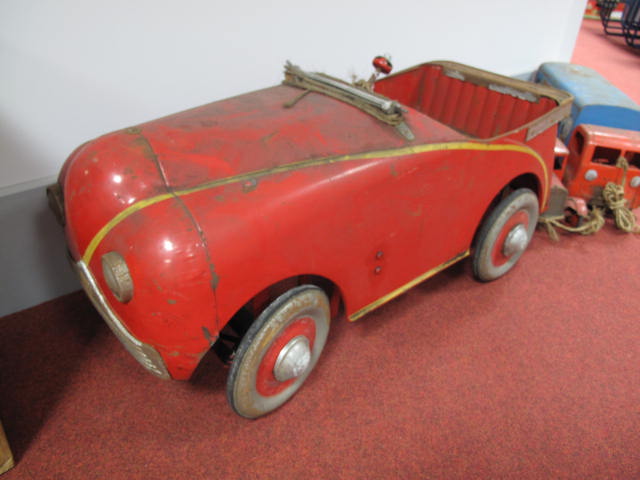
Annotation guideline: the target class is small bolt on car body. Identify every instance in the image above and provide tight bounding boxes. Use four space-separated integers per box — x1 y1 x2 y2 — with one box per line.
48 58 572 418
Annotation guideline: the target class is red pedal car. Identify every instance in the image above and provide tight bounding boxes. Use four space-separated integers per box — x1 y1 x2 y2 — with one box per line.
48 60 571 418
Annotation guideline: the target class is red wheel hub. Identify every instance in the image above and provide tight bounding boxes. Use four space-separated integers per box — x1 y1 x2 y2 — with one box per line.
256 317 316 397
490 210 529 267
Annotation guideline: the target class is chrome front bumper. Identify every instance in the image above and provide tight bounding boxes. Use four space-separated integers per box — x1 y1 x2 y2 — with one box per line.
75 260 170 379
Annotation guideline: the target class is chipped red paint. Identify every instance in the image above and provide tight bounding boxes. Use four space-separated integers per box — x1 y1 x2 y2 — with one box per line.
56 61 570 380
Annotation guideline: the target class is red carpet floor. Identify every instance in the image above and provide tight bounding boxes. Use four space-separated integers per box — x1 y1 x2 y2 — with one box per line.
2 19 639 480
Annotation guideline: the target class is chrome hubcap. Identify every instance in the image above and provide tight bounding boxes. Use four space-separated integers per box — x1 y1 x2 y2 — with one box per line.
273 335 311 382
503 224 528 257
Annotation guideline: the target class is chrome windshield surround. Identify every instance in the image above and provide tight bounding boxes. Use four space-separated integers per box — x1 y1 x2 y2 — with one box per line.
75 260 170 379
283 62 415 140
304 69 397 114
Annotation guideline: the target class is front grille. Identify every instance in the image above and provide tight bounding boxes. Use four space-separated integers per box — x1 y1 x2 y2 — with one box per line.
75 261 170 379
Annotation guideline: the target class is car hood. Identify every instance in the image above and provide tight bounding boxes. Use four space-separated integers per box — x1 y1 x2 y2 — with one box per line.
131 84 463 189
59 83 464 261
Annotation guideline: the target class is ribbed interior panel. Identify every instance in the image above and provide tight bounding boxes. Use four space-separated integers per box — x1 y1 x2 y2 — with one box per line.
376 64 558 139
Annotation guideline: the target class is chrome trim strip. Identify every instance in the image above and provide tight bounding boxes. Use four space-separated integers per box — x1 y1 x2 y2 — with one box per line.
78 260 143 347
348 250 470 322
76 260 170 379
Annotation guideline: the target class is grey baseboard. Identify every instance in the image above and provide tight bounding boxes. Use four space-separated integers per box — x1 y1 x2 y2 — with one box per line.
0 180 80 318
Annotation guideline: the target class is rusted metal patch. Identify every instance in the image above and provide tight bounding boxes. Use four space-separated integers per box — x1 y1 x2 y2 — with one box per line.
124 126 142 135
132 133 171 186
526 101 572 141
435 61 572 105
444 69 465 81
242 178 258 193
488 84 538 102
202 326 216 345
172 195 221 291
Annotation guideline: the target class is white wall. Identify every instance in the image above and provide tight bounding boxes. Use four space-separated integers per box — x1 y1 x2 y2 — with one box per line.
1 0 585 191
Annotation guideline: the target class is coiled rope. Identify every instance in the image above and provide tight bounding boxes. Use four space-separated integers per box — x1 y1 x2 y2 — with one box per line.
539 155 639 240
538 208 605 242
602 156 640 233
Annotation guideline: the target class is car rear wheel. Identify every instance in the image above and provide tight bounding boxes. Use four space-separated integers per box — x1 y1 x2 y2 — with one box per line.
226 285 330 419
473 188 539 282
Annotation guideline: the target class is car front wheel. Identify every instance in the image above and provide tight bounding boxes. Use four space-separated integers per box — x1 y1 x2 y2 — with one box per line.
473 188 539 282
226 285 331 419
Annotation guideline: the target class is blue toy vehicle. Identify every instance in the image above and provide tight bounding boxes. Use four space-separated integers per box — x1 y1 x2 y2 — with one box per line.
535 62 640 142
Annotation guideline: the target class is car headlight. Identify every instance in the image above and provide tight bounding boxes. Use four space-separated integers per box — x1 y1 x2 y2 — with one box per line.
584 169 598 181
101 252 134 303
